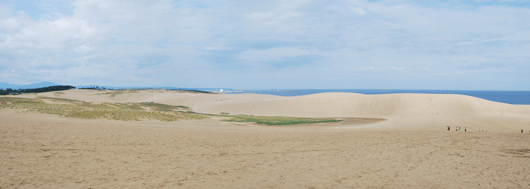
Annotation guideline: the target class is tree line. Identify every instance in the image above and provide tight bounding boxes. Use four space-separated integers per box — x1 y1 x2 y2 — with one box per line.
0 85 213 95
79 86 212 93
0 85 75 95
78 86 107 90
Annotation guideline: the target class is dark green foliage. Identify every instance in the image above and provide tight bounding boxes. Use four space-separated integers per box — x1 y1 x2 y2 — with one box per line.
79 86 106 90
80 87 213 94
0 85 75 95
176 89 212 94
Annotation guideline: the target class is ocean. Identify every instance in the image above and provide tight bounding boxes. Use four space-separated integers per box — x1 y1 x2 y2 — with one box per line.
225 89 530 105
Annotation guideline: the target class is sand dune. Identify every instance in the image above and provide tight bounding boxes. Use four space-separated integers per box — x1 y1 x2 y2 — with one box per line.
193 92 525 117
3 89 530 188
1 109 530 188
19 89 530 132
191 92 530 132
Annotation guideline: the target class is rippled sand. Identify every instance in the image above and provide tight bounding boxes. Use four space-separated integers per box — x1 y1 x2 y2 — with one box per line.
1 109 529 188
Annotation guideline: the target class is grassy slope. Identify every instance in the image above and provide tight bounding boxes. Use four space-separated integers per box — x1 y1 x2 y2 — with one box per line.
0 97 204 122
1 97 341 125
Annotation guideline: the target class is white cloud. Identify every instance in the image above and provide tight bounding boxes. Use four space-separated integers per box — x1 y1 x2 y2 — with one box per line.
0 0 528 89
54 18 72 28
234 47 321 62
348 6 366 15
434 70 479 76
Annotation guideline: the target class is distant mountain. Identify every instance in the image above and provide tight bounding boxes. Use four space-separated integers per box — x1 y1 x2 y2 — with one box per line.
0 82 59 89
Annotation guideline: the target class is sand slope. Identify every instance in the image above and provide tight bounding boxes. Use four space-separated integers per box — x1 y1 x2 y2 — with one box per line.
190 92 530 132
19 89 530 132
1 109 530 188
3 90 530 188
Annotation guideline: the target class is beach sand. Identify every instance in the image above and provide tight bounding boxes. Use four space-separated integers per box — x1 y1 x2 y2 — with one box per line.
1 90 530 188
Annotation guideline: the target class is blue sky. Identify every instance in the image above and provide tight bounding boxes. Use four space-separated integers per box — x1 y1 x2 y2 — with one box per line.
0 0 529 90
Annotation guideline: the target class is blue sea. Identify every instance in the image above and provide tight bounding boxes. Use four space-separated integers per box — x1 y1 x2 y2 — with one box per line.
224 89 530 105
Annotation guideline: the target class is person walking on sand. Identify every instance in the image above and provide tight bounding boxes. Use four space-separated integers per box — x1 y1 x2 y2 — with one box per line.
522 129 524 133
465 127 467 132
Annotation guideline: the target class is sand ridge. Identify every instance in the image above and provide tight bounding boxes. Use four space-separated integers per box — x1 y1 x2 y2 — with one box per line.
3 90 530 188
18 89 530 132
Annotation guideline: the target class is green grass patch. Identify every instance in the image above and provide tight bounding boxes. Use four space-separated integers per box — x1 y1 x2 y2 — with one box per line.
188 111 341 126
224 115 341 125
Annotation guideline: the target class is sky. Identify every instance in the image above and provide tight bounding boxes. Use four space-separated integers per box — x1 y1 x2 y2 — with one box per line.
0 0 529 90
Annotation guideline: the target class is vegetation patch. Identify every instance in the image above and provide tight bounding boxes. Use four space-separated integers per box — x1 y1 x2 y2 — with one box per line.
140 102 189 111
37 96 85 103
224 115 341 125
1 97 341 125
191 112 341 126
84 88 213 96
1 97 205 122
0 85 75 95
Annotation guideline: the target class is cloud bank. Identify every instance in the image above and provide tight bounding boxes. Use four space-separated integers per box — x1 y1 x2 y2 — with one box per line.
0 0 529 90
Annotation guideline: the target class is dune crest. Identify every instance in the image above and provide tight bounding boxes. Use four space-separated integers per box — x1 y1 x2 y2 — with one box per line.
18 89 530 132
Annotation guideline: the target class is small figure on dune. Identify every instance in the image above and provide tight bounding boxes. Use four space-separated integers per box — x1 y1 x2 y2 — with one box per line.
522 129 524 133
465 127 467 132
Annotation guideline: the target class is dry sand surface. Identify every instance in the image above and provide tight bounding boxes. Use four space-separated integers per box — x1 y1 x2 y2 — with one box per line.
2 89 530 188
22 89 530 132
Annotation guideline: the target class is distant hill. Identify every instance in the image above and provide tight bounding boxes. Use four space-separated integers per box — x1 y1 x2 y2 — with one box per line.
0 82 59 89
